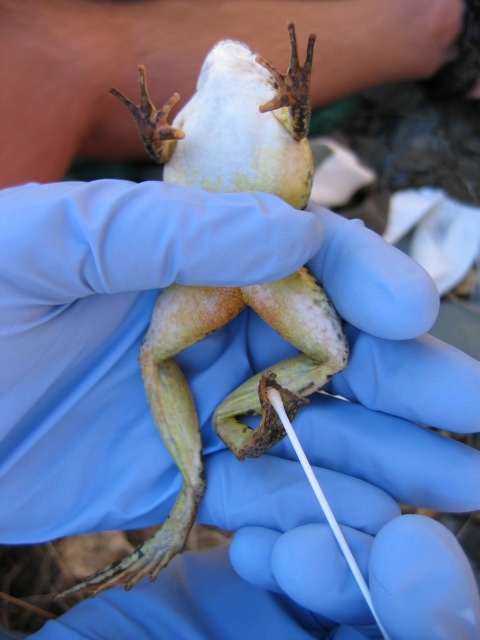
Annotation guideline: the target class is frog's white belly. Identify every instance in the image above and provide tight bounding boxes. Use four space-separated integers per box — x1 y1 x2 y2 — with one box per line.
163 41 313 209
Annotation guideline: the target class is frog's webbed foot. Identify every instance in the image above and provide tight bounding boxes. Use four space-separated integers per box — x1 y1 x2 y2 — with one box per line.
256 22 316 140
213 353 325 461
110 64 185 163
58 483 202 598
239 371 308 460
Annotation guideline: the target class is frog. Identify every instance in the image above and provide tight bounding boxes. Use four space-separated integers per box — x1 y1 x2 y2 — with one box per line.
64 22 349 596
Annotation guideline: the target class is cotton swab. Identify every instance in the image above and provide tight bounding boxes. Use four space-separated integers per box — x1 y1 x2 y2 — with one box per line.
266 387 391 640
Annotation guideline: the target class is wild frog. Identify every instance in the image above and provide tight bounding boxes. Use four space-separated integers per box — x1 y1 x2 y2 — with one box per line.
66 22 348 595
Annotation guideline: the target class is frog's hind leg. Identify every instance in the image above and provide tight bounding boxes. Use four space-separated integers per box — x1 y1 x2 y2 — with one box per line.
60 284 245 597
213 267 348 460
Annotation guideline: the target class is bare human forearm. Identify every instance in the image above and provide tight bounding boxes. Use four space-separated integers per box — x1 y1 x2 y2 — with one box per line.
0 0 463 187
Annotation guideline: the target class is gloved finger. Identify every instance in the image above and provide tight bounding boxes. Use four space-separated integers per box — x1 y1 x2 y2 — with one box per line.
231 516 480 639
230 523 374 626
199 451 400 535
227 529 369 637
272 393 480 513
229 526 283 592
0 180 324 302
1 316 256 544
306 203 439 340
330 327 480 433
370 514 480 640
30 547 325 640
246 313 480 434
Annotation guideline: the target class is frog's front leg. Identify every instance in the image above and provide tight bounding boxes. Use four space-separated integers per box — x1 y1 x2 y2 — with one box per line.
256 22 316 140
61 285 245 597
110 64 185 163
213 268 348 460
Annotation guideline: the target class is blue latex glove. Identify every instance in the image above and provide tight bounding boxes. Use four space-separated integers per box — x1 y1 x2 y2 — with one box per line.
28 518 480 640
0 179 324 540
1 182 479 638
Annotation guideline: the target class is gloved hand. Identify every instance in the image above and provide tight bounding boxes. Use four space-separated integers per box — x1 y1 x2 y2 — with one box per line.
227 206 480 639
0 178 324 540
0 180 436 541
1 182 479 639
28 518 480 640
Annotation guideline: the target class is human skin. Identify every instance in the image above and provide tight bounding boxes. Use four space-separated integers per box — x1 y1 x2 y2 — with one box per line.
0 0 463 187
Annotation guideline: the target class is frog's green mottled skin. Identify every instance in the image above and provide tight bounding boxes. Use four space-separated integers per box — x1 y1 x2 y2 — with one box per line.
63 23 348 597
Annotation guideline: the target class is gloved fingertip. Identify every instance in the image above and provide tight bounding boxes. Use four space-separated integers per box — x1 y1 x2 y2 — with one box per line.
307 205 440 339
229 526 282 591
370 514 480 640
271 523 374 625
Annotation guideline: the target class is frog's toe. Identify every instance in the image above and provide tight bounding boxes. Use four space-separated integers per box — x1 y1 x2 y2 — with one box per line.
109 64 184 163
213 370 309 461
238 371 308 459
58 482 203 598
256 23 316 141
57 536 180 598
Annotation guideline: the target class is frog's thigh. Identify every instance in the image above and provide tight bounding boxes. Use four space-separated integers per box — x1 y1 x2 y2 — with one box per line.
242 267 348 382
141 284 245 362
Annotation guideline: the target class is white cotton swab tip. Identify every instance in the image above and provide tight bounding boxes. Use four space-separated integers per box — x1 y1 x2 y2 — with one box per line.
266 387 391 640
